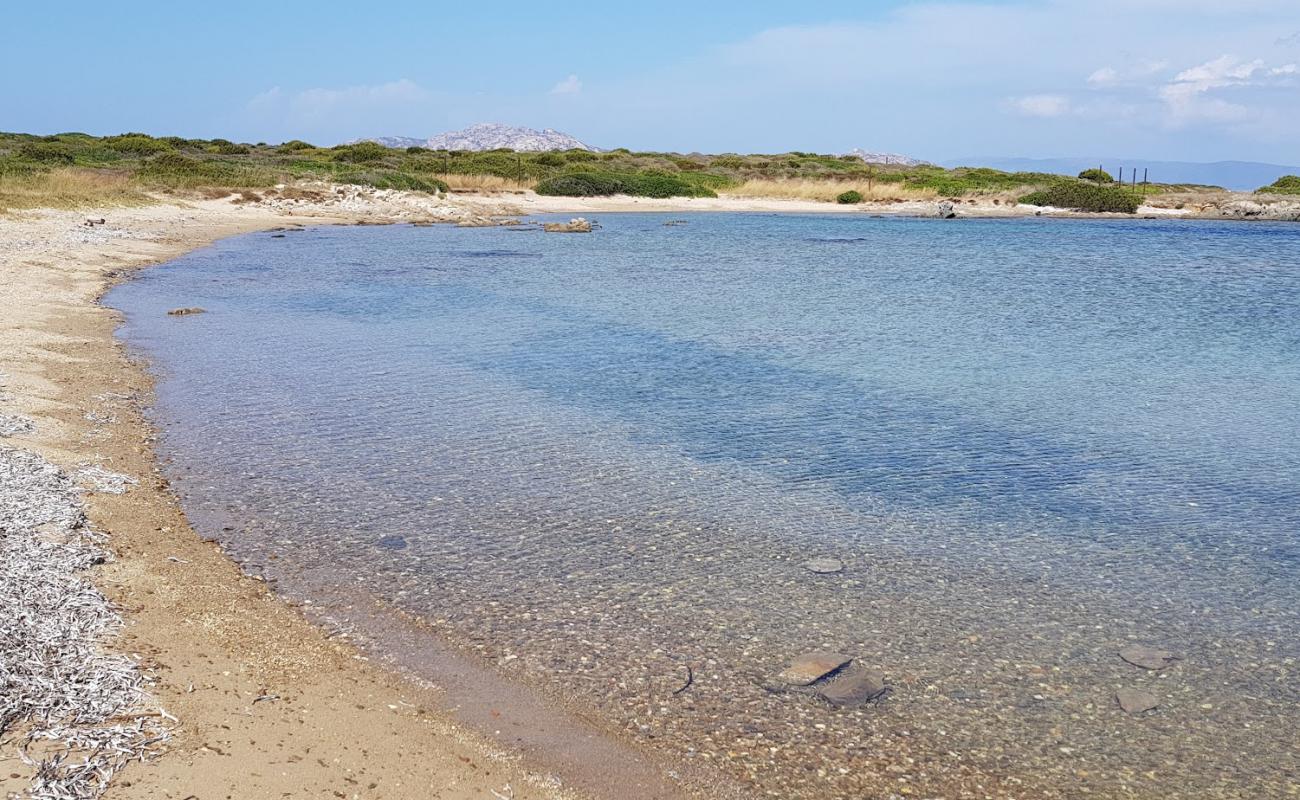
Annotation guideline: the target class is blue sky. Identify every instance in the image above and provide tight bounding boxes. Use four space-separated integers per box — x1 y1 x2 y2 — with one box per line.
5 1 1299 163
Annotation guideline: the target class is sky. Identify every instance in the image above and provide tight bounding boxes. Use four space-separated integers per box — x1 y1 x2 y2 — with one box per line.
5 0 1299 164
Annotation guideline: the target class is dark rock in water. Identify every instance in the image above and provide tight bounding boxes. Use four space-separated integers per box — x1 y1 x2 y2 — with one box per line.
1116 688 1159 714
1119 645 1178 670
802 557 844 574
777 652 852 686
816 666 887 707
271 234 286 238
167 307 206 316
377 535 408 551
937 200 957 219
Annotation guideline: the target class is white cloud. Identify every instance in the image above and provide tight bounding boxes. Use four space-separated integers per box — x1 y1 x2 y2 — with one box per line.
1087 67 1120 87
1158 55 1298 124
1007 94 1072 117
550 74 582 95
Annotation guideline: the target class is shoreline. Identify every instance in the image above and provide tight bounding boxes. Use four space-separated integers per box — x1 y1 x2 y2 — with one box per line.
2 185 1296 799
0 194 709 800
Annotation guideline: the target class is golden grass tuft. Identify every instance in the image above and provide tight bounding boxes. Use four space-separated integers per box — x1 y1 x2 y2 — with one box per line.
723 178 939 203
440 173 536 193
0 168 150 214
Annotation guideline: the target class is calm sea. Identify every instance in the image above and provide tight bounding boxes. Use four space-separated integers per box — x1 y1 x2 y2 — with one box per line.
108 214 1300 798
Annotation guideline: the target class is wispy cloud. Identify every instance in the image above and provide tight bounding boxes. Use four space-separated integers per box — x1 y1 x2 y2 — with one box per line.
1006 94 1072 117
550 74 582 95
248 78 430 120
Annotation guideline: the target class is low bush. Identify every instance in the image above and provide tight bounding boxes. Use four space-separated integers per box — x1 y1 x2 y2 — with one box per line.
836 189 863 204
334 141 389 163
17 142 75 164
104 134 173 155
1019 182 1141 213
1078 168 1114 183
1258 175 1300 195
209 141 251 155
534 170 716 198
337 170 448 193
135 152 276 188
278 139 316 152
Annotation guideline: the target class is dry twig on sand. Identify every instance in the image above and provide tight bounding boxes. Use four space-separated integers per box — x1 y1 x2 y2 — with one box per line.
1 446 169 799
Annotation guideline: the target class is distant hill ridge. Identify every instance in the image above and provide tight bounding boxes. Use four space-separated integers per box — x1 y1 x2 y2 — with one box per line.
359 123 597 152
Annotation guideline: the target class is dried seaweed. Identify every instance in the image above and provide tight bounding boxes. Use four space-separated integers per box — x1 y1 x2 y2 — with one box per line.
1 445 169 799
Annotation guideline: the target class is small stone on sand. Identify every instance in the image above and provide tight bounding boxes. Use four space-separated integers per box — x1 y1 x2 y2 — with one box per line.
1116 689 1159 714
802 558 844 574
778 652 852 686
1119 645 1178 670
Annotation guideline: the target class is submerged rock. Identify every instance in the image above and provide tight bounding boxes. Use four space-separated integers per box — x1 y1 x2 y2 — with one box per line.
1119 645 1178 670
1116 688 1159 714
801 557 844 574
816 666 887 707
167 307 206 316
777 652 852 686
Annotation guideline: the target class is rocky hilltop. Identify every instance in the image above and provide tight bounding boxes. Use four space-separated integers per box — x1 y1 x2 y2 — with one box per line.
844 148 928 166
361 123 597 152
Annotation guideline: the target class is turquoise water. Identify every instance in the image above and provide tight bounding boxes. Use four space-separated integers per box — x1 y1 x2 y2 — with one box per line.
110 214 1300 798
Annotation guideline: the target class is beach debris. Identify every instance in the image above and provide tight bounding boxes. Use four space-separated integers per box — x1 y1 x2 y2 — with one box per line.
543 217 594 233
0 413 35 438
166 307 206 316
936 200 957 219
777 652 853 686
0 445 169 798
1119 645 1179 670
801 557 844 574
816 665 888 707
83 218 106 227
74 465 138 495
1116 688 1159 714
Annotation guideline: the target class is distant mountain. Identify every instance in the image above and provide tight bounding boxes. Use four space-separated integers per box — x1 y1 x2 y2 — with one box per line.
951 156 1300 192
844 148 928 166
358 123 597 152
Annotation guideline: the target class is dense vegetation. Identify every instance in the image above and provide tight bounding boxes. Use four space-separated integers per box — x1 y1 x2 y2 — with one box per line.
1019 183 1142 213
836 190 863 204
1258 175 1300 195
0 130 1210 210
1078 168 1114 183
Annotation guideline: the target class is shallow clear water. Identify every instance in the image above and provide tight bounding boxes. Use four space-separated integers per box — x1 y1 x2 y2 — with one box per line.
109 214 1300 798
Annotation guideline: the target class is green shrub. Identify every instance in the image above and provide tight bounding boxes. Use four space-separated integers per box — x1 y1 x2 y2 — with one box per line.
209 141 250 155
405 145 427 154
1258 175 1300 195
334 141 389 163
535 172 625 196
1019 182 1141 213
104 134 173 155
337 170 447 193
836 189 864 204
1078 168 1114 183
532 152 565 167
278 139 316 152
136 152 275 188
17 142 74 164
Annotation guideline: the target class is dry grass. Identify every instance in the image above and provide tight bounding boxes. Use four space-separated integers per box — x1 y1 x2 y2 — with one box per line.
724 178 939 203
440 173 536 193
0 168 150 214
